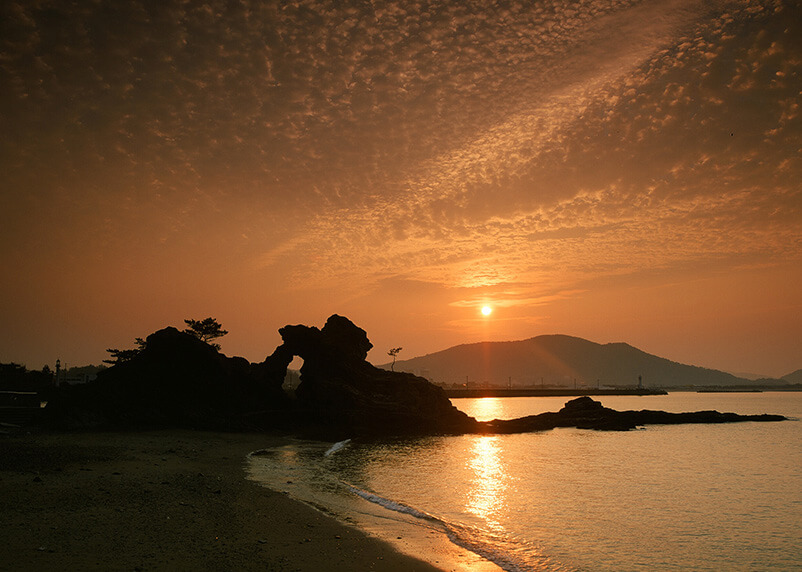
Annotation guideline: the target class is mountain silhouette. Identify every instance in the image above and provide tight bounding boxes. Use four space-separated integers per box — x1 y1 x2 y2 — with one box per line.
383 335 763 388
782 369 802 385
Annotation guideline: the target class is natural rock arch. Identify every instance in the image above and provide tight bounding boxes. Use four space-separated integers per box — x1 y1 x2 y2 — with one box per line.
257 314 475 435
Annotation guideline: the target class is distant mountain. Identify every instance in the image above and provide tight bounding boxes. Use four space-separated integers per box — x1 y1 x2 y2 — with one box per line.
782 369 802 384
384 335 755 388
728 371 770 381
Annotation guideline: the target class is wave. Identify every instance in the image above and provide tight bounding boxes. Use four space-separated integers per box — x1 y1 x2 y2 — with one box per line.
345 481 563 572
346 482 440 522
324 438 352 457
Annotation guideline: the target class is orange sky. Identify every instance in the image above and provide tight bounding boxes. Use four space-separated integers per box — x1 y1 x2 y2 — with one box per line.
1 0 800 377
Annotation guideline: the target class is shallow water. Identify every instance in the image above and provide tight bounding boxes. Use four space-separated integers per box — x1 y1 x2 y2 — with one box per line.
248 393 802 571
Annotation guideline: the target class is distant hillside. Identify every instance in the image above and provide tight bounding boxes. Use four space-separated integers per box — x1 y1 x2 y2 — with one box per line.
384 335 754 388
729 371 769 381
782 369 802 384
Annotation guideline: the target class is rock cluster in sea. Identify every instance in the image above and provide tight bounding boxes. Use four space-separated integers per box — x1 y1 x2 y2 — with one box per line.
44 315 786 434
478 395 786 433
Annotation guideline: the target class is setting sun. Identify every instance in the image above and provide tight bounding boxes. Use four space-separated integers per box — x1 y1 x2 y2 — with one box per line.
481 306 493 316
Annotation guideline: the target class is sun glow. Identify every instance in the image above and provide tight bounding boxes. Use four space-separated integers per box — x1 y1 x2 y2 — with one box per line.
481 306 492 316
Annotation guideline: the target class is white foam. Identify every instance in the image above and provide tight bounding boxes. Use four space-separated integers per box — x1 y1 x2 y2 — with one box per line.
324 438 352 457
443 523 553 572
346 483 557 571
347 484 438 522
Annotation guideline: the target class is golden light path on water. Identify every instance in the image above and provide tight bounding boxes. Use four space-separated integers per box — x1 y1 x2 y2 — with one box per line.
465 398 508 532
466 436 508 532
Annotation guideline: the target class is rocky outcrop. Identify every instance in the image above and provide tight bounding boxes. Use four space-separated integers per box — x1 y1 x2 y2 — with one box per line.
277 315 475 435
44 316 475 434
45 327 291 430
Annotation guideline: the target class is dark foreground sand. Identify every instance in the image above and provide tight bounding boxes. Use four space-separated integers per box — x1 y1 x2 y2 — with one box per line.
0 428 442 571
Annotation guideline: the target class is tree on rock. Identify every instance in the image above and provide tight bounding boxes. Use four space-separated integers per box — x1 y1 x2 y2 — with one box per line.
183 318 228 350
104 337 147 365
387 347 402 371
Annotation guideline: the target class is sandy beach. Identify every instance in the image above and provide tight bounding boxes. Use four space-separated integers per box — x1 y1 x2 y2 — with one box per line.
0 428 442 571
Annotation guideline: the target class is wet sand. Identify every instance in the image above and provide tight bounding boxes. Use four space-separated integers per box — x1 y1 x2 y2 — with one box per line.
0 429 442 571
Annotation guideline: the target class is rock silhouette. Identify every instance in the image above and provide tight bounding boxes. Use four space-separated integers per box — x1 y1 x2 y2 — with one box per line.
45 327 289 430
45 315 786 434
277 315 475 435
478 395 786 433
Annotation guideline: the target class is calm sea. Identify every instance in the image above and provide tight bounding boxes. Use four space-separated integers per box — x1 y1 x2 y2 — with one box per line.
247 393 802 571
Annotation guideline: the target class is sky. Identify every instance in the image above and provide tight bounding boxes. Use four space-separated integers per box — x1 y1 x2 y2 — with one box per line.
1 0 800 378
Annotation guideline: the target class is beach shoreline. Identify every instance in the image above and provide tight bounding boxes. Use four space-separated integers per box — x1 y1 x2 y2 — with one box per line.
0 428 443 571
246 439 505 572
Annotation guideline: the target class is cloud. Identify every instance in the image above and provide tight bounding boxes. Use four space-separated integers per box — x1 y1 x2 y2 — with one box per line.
2 0 800 306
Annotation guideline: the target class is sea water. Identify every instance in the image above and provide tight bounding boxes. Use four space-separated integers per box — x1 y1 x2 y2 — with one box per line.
247 393 802 571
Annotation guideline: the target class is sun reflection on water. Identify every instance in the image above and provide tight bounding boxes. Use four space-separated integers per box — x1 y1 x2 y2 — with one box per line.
467 397 505 422
465 435 508 530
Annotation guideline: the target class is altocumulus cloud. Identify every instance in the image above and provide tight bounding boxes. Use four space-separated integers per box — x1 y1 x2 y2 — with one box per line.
0 0 799 301
286 0 801 296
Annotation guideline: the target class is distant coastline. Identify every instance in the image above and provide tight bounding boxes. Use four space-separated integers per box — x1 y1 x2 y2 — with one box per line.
445 387 667 398
693 384 802 393
445 385 802 399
